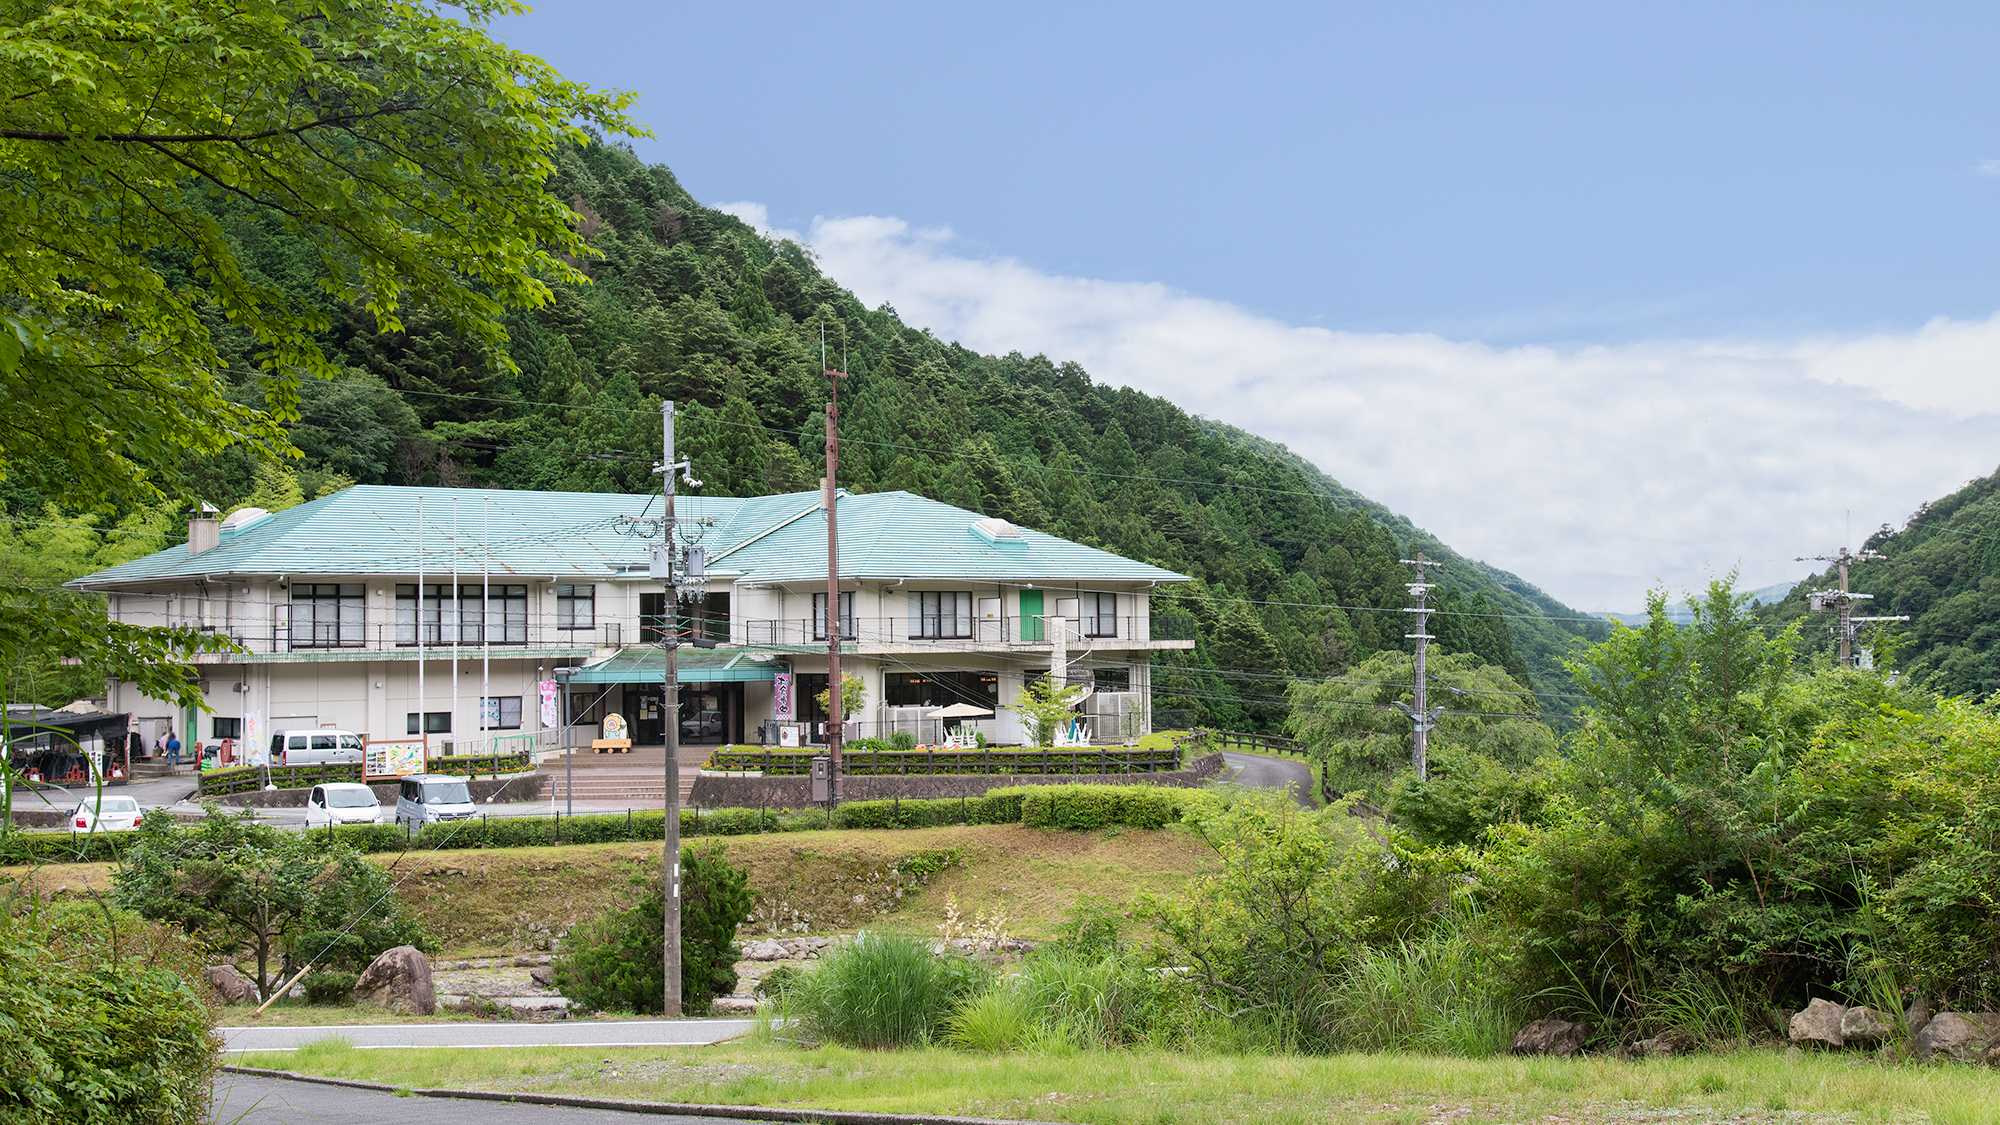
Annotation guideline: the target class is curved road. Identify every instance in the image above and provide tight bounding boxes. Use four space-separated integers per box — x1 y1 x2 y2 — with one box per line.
213 1072 774 1124
222 1018 759 1053
1220 751 1315 808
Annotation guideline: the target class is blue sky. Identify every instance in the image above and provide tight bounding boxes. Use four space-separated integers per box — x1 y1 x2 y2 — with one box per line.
494 3 2000 610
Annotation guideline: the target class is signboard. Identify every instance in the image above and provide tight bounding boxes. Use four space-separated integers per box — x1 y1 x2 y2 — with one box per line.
241 710 264 767
772 672 794 720
538 680 559 727
365 738 427 779
602 713 628 740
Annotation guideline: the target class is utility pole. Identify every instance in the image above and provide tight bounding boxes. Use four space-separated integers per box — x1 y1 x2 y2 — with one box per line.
1393 553 1444 781
660 400 682 1016
1797 545 1898 667
822 324 850 807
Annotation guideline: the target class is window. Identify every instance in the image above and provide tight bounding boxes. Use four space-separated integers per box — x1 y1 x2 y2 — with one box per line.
480 696 523 730
212 716 241 739
885 671 999 708
1093 667 1131 692
813 591 855 640
289 583 363 647
397 583 527 645
405 712 452 734
556 584 595 629
1083 592 1118 637
918 591 973 639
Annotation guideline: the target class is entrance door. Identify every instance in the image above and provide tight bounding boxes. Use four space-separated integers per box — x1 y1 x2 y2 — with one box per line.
633 692 665 744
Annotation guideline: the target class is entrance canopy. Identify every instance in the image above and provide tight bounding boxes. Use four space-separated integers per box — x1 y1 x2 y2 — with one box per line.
568 648 779 684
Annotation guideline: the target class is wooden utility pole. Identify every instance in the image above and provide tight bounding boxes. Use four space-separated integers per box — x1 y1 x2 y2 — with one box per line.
822 325 849 806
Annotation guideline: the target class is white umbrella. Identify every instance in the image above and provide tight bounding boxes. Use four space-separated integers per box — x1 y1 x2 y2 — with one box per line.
926 703 995 719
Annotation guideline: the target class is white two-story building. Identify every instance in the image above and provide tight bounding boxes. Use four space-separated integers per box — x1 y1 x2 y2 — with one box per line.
70 486 1195 760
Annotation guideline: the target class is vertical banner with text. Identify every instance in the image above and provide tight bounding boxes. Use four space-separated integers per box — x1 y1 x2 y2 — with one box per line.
538 681 559 728
771 672 793 720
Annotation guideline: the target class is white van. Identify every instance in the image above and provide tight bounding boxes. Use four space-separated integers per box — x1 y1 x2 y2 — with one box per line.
271 729 364 767
394 774 476 827
305 782 384 828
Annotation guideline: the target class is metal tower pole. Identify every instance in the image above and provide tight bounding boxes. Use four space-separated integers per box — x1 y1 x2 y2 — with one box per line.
661 399 683 1017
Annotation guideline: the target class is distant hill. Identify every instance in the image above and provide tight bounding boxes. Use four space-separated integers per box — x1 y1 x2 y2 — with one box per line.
1752 467 2000 696
1604 579 1807 627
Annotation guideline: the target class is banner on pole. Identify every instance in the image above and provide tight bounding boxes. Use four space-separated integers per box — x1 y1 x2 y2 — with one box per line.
772 672 793 720
538 680 559 727
242 711 264 767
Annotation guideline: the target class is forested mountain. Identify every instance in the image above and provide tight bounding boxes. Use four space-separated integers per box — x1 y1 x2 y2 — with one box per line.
1752 466 2000 698
5 141 1605 727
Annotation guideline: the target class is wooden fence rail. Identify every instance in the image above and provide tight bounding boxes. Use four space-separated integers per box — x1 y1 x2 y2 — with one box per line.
704 746 1185 777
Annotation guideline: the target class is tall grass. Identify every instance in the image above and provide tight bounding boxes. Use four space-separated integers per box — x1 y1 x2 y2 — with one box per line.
1327 921 1520 1055
790 933 987 1048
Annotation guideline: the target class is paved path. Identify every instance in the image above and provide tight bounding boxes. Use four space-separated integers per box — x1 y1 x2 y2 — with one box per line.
1220 751 1315 808
222 1018 760 1053
213 1072 774 1124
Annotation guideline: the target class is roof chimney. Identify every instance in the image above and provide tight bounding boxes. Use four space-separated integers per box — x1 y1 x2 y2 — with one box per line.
187 503 220 556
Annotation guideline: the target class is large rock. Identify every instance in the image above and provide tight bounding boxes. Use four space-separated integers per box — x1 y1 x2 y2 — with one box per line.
1914 1012 2000 1062
1510 1019 1590 1057
354 945 436 1016
1788 998 1845 1047
1840 1005 1893 1045
205 965 257 1005
742 939 788 961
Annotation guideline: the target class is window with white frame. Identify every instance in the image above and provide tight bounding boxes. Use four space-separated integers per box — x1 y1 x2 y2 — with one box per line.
1083 592 1118 637
556 584 595 629
918 591 973 638
289 583 364 648
480 696 523 729
813 591 854 640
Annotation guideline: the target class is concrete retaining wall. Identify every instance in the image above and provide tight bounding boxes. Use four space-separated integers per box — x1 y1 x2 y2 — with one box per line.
687 752 1226 808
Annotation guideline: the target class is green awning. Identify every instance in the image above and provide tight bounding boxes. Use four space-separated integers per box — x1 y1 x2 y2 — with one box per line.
567 647 778 684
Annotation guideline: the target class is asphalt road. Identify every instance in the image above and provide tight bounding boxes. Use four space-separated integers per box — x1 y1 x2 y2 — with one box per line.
222 1019 761 1053
212 1072 775 1124
1220 751 1315 808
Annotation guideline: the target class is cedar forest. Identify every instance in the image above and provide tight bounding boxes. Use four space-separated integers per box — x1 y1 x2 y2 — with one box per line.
2 140 1611 730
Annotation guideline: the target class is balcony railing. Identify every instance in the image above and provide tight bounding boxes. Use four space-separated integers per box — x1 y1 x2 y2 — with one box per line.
181 622 622 657
736 614 1195 647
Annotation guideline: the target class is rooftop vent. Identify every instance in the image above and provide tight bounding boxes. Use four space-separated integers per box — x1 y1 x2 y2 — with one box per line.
220 507 270 533
971 517 1023 544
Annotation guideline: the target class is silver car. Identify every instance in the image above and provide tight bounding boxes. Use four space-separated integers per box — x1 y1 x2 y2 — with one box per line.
70 794 143 831
304 782 383 828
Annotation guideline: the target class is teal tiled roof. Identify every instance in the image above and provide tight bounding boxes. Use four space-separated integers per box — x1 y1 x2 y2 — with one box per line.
69 486 1188 589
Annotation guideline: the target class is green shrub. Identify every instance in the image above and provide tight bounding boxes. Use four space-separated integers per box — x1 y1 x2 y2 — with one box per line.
0 902 218 1124
888 730 918 753
302 970 359 1005
944 985 1038 1052
831 793 1023 830
791 933 988 1048
1016 784 1194 829
553 841 753 1014
846 737 895 753
754 963 804 1001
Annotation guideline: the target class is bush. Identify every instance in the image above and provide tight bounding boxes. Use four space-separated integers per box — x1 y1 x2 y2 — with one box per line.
888 730 918 752
754 963 805 1001
0 902 219 1124
831 793 1023 830
791 933 988 1048
302 970 359 1005
553 842 753 1014
1015 784 1196 829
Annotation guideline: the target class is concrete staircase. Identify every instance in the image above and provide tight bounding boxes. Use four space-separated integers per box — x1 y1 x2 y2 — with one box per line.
541 744 706 807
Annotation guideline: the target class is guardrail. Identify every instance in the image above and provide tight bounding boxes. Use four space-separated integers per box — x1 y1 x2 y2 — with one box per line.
703 746 1184 777
1187 728 1303 756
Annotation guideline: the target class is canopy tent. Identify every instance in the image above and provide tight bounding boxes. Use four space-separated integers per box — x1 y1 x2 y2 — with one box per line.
926 703 995 719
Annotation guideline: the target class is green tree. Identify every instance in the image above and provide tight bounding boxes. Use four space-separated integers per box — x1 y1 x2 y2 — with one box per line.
553 842 752 1013
0 0 642 709
1009 675 1084 747
816 672 867 721
114 810 432 998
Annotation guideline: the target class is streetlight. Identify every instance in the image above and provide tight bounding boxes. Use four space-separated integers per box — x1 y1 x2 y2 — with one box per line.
553 666 580 817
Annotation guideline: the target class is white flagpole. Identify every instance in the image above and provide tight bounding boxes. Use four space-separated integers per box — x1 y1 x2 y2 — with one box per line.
451 496 460 757
482 495 490 752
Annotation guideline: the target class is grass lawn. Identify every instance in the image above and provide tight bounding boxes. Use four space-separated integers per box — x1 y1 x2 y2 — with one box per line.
3 823 1213 956
238 1037 2000 1124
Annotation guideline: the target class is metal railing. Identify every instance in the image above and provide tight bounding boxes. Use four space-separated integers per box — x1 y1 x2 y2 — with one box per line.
703 745 1184 776
736 614 1194 647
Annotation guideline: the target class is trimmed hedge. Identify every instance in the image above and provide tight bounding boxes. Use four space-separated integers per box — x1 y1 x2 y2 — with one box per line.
1016 784 1198 830
829 792 1028 830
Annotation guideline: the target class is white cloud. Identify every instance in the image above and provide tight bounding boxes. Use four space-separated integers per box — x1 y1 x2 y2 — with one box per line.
775 211 2000 611
1978 159 2000 177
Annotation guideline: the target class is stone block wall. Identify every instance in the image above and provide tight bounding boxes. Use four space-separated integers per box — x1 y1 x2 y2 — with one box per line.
687 751 1225 808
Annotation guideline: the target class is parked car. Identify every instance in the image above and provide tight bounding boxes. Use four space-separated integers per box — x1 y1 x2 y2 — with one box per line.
394 774 476 827
71 794 143 831
270 729 364 767
304 782 383 828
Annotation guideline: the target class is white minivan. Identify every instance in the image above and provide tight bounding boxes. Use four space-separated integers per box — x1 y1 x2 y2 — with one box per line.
394 774 476 827
305 782 384 828
271 729 364 767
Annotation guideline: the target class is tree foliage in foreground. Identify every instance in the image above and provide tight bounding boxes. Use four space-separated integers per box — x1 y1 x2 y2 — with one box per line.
0 0 641 708
0 901 219 1124
113 809 432 999
553 841 752 1014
